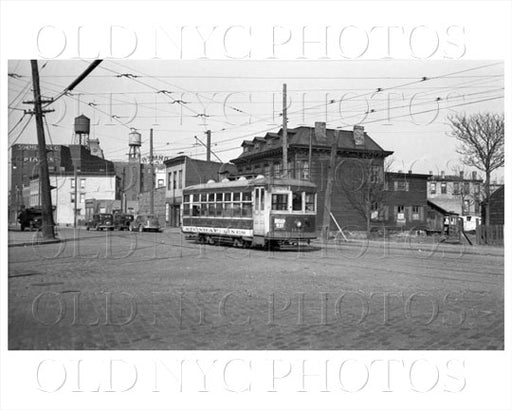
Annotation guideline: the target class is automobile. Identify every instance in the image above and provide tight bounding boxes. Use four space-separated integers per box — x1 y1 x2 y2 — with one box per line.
17 207 43 231
86 213 114 231
129 214 161 232
113 213 134 231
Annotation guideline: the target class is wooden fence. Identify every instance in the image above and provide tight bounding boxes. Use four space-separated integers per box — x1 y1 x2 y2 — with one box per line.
475 225 504 246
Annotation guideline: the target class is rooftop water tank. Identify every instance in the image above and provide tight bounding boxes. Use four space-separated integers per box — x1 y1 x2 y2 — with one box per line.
129 130 142 146
74 115 90 134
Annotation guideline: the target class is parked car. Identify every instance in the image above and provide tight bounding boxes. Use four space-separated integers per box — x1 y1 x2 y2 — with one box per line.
86 213 114 231
17 207 43 231
129 214 161 232
113 213 134 231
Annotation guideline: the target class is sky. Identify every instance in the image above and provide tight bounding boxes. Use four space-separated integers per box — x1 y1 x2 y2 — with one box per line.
8 59 504 181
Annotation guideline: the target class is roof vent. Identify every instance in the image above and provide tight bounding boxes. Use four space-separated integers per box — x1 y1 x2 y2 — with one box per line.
207 179 216 184
221 178 230 182
238 176 247 181
255 174 265 179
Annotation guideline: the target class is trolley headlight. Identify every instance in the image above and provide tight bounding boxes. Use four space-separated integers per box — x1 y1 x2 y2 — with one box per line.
295 220 302 228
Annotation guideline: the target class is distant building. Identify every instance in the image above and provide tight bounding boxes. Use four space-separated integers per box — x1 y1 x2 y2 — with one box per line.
427 170 483 217
164 156 236 226
27 144 118 226
230 122 393 230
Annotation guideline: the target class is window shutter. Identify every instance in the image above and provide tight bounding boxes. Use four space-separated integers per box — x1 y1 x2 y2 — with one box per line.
394 181 398 191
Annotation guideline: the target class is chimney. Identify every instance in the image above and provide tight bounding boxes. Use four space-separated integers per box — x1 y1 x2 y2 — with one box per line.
429 170 433 176
472 171 477 180
441 171 445 179
408 170 412 174
459 171 464 179
353 125 365 146
314 122 327 143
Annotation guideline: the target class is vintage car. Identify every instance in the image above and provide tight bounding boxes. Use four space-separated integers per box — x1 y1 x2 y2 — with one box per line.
113 213 134 231
86 213 114 231
17 207 43 231
129 214 161 232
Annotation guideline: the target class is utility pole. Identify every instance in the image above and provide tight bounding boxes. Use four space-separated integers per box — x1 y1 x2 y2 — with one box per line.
27 60 55 239
308 128 313 181
206 130 211 162
149 128 155 215
73 134 80 229
322 130 339 243
282 83 288 178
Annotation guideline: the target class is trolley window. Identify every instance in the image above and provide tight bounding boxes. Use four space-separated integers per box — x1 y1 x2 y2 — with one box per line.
183 194 190 203
242 203 252 217
242 192 252 201
216 192 223 202
183 204 190 215
200 193 207 202
208 193 215 202
292 192 303 211
233 192 241 201
192 204 200 216
272 193 288 211
305 193 315 211
233 202 242 217
193 194 200 202
224 192 232 202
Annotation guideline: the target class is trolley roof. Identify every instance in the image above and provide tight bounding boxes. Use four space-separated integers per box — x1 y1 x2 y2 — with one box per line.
184 176 316 192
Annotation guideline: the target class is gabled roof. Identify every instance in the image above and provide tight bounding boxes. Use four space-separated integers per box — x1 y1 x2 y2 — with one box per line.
427 199 460 215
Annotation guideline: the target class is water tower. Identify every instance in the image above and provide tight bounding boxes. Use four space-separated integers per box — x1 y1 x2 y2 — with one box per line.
128 129 142 161
74 114 90 146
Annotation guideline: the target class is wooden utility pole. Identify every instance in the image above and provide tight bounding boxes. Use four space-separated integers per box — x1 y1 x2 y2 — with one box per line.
282 83 288 177
321 130 339 243
206 130 211 162
149 128 155 215
29 60 55 239
308 128 313 181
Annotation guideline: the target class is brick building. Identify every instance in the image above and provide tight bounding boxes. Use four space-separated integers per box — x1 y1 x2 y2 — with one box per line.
230 122 393 231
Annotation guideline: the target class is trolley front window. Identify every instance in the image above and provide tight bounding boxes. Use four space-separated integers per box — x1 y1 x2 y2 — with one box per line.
305 193 315 211
272 193 289 211
292 192 303 211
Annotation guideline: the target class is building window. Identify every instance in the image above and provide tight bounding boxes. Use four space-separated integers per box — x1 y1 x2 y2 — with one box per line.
273 162 282 177
178 170 183 189
369 166 380 183
474 184 480 194
70 193 75 203
463 182 470 195
305 193 315 212
430 182 436 194
173 171 177 190
453 182 460 195
167 172 172 190
292 192 303 211
463 199 470 214
79 193 85 203
397 205 405 213
395 180 409 191
158 179 164 187
71 179 75 189
441 182 447 194
412 205 420 220
80 178 86 189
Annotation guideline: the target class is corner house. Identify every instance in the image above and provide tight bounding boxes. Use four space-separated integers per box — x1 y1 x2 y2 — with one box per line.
181 175 317 248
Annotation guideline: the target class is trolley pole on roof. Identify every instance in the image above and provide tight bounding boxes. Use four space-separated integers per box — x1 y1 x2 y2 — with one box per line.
206 130 211 162
149 128 155 215
282 83 288 177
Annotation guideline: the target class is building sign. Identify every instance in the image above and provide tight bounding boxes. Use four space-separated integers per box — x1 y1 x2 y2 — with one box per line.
141 155 171 166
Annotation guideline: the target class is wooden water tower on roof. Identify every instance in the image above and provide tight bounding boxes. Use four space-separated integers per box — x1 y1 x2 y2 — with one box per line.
74 114 90 146
128 128 142 161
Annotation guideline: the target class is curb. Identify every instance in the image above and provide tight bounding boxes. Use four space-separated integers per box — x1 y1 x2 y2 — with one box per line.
8 239 63 248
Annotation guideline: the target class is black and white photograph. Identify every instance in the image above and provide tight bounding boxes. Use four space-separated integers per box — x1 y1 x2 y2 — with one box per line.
1 1 511 410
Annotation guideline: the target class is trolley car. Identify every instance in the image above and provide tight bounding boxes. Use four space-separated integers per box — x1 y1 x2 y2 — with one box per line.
181 175 317 248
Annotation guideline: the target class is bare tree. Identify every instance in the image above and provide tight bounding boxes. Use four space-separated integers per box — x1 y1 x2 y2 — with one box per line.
448 112 504 225
336 156 394 238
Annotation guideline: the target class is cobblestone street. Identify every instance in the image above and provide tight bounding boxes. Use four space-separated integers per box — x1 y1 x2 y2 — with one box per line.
8 228 504 350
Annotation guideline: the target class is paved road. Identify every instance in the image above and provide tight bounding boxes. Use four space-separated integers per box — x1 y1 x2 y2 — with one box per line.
8 228 504 350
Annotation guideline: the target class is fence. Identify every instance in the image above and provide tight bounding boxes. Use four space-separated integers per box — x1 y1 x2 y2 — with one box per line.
475 224 504 246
